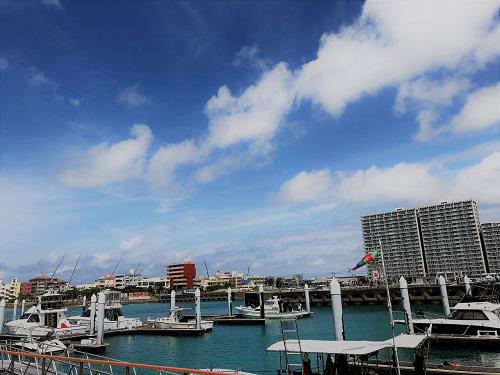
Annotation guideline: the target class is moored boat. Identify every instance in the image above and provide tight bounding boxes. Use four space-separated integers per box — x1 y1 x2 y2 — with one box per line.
235 296 309 319
147 307 213 331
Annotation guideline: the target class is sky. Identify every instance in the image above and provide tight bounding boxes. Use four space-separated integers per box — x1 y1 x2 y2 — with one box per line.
0 0 499 284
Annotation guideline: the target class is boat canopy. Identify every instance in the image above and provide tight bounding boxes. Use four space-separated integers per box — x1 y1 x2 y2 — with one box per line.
452 302 500 312
266 334 427 356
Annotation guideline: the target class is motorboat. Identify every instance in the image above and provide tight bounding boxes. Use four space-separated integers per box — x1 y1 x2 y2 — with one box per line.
395 301 500 336
68 290 142 331
235 296 310 319
147 307 213 331
4 291 87 338
13 338 67 354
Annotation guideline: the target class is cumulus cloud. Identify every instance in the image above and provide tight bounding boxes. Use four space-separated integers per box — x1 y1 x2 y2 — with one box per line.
275 169 332 204
116 84 149 107
27 69 55 87
450 83 500 134
274 150 500 207
119 235 144 251
59 124 152 188
41 0 63 10
232 44 269 70
0 57 9 71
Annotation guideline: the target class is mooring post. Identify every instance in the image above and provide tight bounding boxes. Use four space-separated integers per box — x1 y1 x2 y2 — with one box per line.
304 283 311 314
464 275 471 296
82 295 87 314
12 299 18 320
96 292 105 345
259 285 265 319
170 290 176 310
399 276 414 334
195 288 201 330
21 299 25 315
0 299 5 329
438 276 450 316
227 287 232 317
330 277 344 341
90 294 97 335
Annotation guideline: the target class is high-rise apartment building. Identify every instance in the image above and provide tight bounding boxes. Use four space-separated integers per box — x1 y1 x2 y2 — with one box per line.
166 262 196 290
362 208 426 280
419 201 486 277
482 222 500 273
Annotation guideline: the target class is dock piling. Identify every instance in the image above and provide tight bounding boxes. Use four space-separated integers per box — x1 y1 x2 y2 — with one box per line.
464 275 471 296
0 299 5 328
195 288 201 330
259 285 265 319
399 276 414 334
12 299 18 320
21 299 25 315
330 277 344 341
304 283 311 314
227 287 232 317
82 295 87 313
90 294 97 335
96 293 105 344
171 290 176 310
438 276 450 316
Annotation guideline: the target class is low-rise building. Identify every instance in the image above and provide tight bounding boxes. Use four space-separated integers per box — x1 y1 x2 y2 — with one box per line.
29 275 68 295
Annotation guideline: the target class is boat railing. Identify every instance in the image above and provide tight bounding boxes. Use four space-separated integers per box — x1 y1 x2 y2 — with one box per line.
0 341 234 375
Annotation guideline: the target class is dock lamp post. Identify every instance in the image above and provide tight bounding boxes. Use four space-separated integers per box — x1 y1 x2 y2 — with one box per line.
227 287 232 317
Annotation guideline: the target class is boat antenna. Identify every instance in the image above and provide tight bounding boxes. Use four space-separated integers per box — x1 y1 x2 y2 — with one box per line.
203 258 210 278
50 253 66 281
247 266 250 278
133 260 142 276
68 254 81 287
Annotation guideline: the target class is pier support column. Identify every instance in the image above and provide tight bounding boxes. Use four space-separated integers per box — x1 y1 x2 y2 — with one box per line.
330 278 344 341
227 287 232 317
399 276 414 334
96 292 105 345
259 285 265 319
0 299 5 328
12 299 18 320
90 294 97 335
170 290 176 310
438 276 450 316
82 296 87 313
464 275 471 296
21 300 25 315
195 288 201 330
304 283 311 314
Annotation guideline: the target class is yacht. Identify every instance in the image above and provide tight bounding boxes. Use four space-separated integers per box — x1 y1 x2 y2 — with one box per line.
13 337 67 354
235 296 310 319
147 307 213 331
68 290 142 331
395 301 500 336
4 292 87 338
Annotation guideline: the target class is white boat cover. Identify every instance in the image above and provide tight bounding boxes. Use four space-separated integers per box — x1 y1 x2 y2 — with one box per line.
266 334 426 355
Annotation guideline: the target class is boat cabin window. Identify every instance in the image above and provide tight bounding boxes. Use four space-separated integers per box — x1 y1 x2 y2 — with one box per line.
27 314 40 323
20 313 31 320
82 309 91 317
494 309 500 319
104 308 123 321
451 310 488 320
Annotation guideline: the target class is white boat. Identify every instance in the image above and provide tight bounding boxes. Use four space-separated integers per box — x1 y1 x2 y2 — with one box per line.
68 290 142 331
395 301 500 336
235 296 310 319
4 292 87 338
147 307 213 331
13 338 67 354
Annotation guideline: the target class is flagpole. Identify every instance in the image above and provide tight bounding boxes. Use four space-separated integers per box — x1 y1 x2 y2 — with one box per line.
379 238 401 375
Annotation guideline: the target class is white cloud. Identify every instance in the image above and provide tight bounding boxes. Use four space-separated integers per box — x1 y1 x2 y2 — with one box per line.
0 57 8 71
450 83 500 134
41 0 62 10
275 169 332 204
119 235 144 251
232 44 269 70
116 84 149 107
295 0 498 116
27 70 54 87
69 98 81 107
59 124 152 188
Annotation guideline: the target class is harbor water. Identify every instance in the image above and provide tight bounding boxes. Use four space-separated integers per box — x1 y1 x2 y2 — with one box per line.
61 301 500 372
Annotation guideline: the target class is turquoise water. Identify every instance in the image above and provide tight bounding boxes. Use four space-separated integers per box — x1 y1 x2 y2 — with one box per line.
60 301 500 372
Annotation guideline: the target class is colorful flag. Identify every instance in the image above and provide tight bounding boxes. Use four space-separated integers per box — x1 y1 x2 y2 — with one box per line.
349 250 378 271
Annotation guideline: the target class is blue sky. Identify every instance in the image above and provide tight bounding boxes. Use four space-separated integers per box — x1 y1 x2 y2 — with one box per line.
1 0 499 284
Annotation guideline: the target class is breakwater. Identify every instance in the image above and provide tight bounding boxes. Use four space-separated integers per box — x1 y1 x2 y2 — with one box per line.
244 282 499 306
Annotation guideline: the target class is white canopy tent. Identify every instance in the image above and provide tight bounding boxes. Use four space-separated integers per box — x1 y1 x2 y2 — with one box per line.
266 334 427 356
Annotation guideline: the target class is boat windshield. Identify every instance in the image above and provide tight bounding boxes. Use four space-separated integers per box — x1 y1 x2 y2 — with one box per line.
449 309 488 320
104 308 123 321
494 308 500 319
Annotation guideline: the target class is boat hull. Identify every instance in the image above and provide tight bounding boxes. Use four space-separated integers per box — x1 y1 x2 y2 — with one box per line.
234 307 309 319
153 320 213 330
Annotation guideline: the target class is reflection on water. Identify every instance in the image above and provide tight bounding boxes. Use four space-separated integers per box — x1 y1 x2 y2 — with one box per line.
61 301 500 371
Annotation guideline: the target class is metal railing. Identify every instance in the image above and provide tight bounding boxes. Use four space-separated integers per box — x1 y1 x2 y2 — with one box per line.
0 341 237 375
